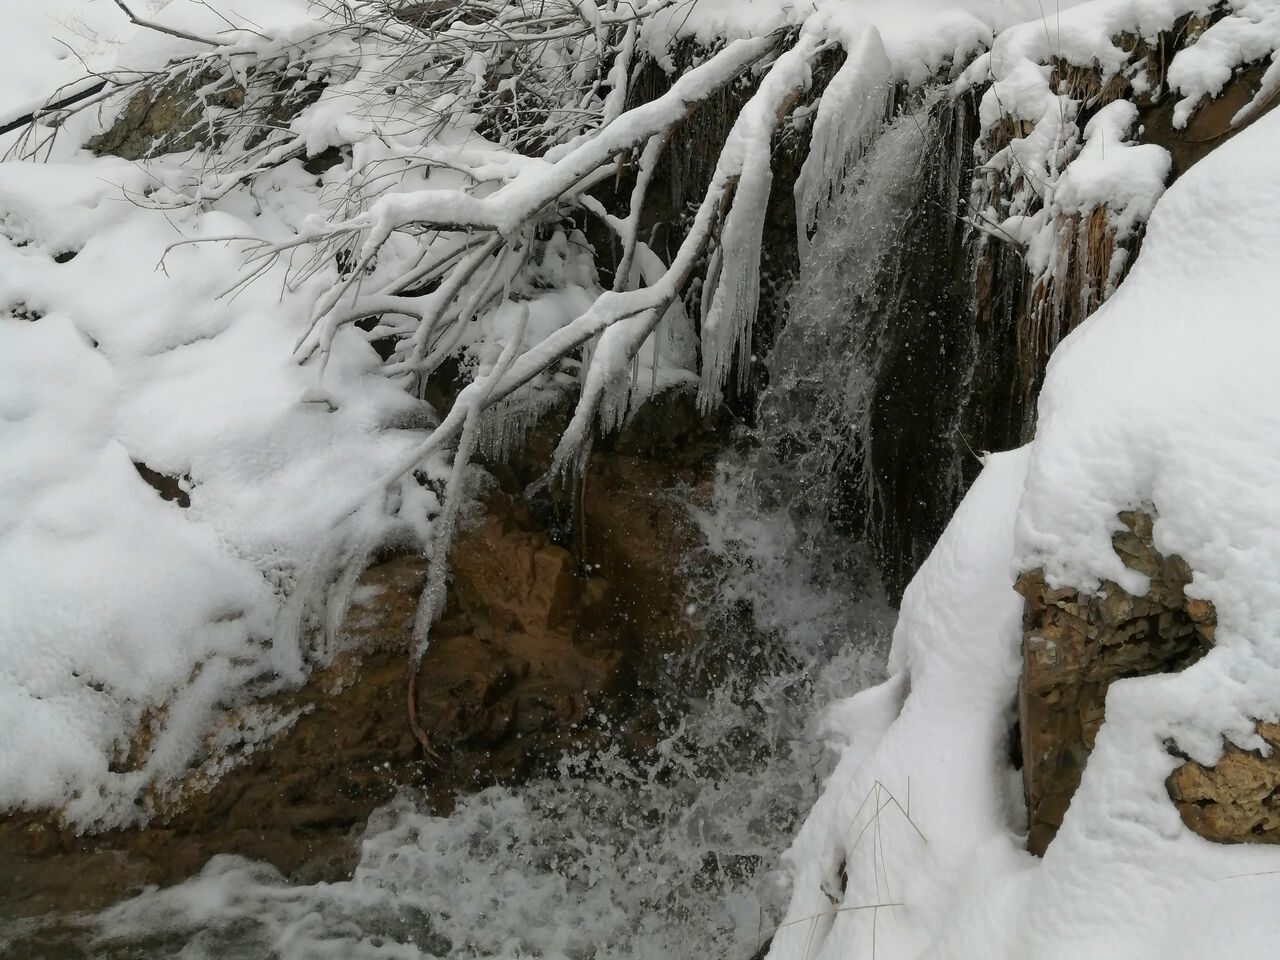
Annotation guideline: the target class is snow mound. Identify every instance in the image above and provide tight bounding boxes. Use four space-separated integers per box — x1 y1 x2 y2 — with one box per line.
654 0 1080 87
771 69 1280 960
0 0 137 125
0 154 440 826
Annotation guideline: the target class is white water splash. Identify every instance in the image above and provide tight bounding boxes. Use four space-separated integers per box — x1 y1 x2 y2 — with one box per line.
20 451 889 960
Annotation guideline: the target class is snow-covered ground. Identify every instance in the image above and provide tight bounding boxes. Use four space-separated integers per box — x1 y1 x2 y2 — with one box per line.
0 0 453 825
1 0 140 122
0 153 443 824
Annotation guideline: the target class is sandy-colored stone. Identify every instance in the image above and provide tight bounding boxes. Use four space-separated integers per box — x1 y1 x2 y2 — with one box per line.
1016 510 1215 855
1168 721 1280 843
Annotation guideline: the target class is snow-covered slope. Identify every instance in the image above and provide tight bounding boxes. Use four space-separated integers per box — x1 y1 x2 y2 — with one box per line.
0 1 458 825
0 155 443 826
0 0 138 123
771 69 1280 960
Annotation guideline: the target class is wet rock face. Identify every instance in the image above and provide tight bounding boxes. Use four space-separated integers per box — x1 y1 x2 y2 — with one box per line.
966 14 1280 457
1015 510 1216 855
0 391 718 920
415 493 625 774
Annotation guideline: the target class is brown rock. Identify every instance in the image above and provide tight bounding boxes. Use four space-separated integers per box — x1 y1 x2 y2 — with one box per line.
0 390 718 923
1017 510 1215 855
1168 722 1280 843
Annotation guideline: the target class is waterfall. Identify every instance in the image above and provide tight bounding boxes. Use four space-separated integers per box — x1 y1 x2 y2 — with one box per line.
758 89 980 598
39 472 891 960
5 92 985 960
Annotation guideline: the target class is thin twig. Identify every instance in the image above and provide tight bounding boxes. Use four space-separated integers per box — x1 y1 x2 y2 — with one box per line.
110 0 222 46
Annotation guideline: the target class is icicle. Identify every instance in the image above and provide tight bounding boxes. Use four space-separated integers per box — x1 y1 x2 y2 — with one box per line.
551 307 660 476
696 149 769 412
794 24 893 255
477 380 554 464
634 239 698 402
696 31 825 412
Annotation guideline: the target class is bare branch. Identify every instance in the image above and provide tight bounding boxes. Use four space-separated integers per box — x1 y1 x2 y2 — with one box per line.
110 0 222 46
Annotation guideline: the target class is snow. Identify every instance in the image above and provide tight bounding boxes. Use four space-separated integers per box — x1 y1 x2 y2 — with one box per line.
0 0 712 824
0 0 138 123
4 4 1280 956
651 0 1062 86
770 61 1280 960
768 447 1032 960
0 155 440 825
348 33 779 240
1051 100 1170 232
0 0 321 131
1167 0 1280 127
962 0 1280 130
997 96 1172 282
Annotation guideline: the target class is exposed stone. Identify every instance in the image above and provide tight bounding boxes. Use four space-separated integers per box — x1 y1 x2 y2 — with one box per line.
1168 721 1280 843
132 461 192 507
394 1 492 28
88 67 246 160
966 15 1280 456
1015 510 1215 855
0 389 718 920
88 67 325 162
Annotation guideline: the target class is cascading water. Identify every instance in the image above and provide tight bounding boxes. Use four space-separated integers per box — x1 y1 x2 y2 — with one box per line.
760 89 979 598
3 97 963 960
7 473 890 960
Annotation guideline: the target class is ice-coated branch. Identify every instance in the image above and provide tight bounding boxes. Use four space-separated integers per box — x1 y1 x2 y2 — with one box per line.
37 0 909 671
611 131 670 294
382 30 831 486
281 21 790 424
793 22 892 248
695 28 826 411
404 302 530 758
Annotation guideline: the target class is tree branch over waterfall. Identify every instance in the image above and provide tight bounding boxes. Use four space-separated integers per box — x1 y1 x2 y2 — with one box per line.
19 0 893 656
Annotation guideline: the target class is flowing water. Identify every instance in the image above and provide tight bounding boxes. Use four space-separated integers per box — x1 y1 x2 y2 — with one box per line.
5 468 890 960
3 100 961 960
760 89 976 594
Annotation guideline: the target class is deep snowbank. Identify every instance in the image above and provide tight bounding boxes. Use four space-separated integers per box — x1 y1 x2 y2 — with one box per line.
771 71 1280 960
0 154 442 825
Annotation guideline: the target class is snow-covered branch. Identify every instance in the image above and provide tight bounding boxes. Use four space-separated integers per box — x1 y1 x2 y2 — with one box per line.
18 0 895 653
